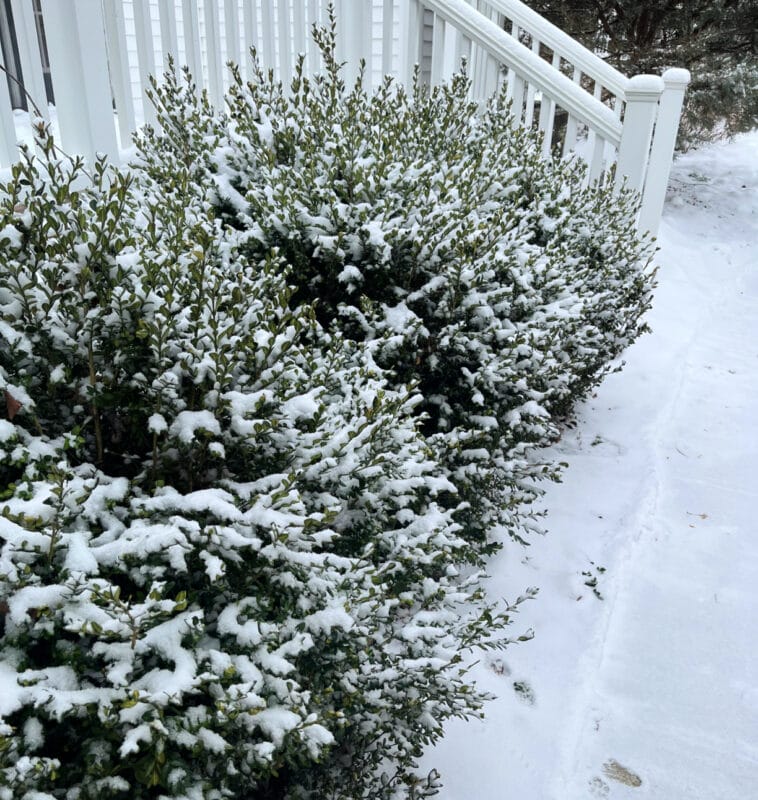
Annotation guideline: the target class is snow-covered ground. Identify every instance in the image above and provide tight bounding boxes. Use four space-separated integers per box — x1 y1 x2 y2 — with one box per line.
422 132 758 799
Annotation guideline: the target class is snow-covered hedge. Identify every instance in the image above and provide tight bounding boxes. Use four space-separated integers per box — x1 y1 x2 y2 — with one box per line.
0 134 530 800
139 25 655 550
0 26 654 800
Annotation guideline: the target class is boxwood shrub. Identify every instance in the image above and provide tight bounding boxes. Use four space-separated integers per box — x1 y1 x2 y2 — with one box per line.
138 23 655 550
0 23 654 800
0 132 532 800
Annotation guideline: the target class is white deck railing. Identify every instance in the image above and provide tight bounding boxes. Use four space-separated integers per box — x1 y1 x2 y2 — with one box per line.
0 0 689 234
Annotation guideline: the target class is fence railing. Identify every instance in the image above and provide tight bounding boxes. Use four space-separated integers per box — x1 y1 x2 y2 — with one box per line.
414 0 690 234
0 0 689 234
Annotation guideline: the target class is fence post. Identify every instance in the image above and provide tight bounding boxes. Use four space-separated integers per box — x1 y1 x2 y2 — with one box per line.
615 74 664 198
40 0 119 163
9 0 49 120
638 68 691 236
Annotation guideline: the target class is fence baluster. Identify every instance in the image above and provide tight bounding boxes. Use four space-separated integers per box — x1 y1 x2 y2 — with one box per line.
132 0 157 126
306 0 320 74
9 0 49 120
204 0 224 107
523 36 539 127
182 0 204 93
382 0 394 77
562 65 581 156
430 14 446 85
293 0 306 63
539 100 554 158
537 49 558 155
359 0 372 92
40 0 119 162
260 0 275 75
482 3 500 97
224 0 241 70
158 0 179 68
278 0 292 86
0 51 17 165
504 21 518 101
102 0 136 146
510 73 524 124
588 131 604 183
585 79 602 166
242 0 258 79
404 0 424 87
455 30 471 73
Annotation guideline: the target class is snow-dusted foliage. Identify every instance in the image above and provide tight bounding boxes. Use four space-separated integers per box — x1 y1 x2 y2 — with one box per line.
0 133 531 799
1 22 655 798
139 25 655 549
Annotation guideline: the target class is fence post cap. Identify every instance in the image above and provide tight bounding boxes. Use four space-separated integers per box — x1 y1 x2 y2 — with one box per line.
626 74 665 98
662 68 691 88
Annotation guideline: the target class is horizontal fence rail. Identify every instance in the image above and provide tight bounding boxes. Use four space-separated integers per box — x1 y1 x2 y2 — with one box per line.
0 0 688 234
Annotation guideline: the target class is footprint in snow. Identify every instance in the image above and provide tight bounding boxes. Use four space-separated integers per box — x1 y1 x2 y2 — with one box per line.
512 680 536 706
588 776 610 797
487 656 511 677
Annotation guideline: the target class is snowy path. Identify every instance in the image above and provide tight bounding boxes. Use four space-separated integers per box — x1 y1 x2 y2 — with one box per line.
422 133 758 799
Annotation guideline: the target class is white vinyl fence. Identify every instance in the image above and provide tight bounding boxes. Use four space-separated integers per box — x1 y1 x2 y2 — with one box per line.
0 0 689 234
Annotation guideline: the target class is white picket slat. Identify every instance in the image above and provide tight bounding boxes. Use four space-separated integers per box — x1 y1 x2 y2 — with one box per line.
242 0 258 78
224 0 240 67
260 0 275 74
404 0 424 86
307 0 320 74
510 73 524 124
430 14 445 85
482 3 500 98
0 51 18 165
382 0 393 77
588 131 605 183
278 0 292 86
585 79 602 170
132 0 158 126
538 50 558 157
539 97 554 157
334 0 348 78
562 65 581 156
455 29 471 72
523 36 539 127
182 0 204 92
204 0 224 106
293 0 306 62
358 0 372 91
9 0 49 119
504 22 517 101
158 0 179 67
40 0 119 162
102 0 136 144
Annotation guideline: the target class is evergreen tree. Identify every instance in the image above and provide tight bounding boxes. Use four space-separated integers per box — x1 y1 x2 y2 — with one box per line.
528 0 758 145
